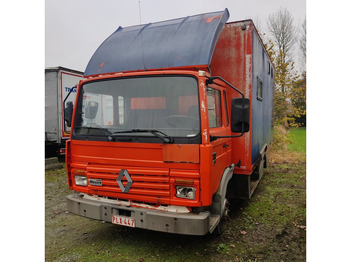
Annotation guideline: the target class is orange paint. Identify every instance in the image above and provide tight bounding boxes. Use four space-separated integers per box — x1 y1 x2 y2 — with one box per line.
162 144 199 163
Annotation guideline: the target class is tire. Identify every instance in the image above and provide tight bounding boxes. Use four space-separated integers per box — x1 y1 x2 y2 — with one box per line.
252 157 264 180
213 198 229 235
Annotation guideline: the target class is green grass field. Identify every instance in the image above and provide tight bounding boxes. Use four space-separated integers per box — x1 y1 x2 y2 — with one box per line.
288 128 306 153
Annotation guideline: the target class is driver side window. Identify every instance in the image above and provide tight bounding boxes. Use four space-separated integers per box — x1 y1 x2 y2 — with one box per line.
207 87 222 128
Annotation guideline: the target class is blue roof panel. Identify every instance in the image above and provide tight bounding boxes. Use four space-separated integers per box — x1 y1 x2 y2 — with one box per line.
84 9 229 76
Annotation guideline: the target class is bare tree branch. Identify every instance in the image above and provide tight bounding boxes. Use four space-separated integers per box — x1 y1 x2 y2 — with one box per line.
300 19 306 68
267 8 297 63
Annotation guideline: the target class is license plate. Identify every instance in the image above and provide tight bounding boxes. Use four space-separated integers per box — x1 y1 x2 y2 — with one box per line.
111 215 135 228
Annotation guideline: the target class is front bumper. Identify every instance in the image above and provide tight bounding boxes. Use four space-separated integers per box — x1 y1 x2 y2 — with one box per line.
67 194 210 235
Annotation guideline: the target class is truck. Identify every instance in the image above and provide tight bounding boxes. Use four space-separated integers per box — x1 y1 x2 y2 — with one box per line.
45 67 84 158
64 9 274 235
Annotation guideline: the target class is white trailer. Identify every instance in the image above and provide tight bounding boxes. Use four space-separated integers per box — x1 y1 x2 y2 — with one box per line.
45 66 83 158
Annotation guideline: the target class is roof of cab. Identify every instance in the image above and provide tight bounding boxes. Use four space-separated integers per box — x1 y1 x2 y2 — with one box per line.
84 9 229 76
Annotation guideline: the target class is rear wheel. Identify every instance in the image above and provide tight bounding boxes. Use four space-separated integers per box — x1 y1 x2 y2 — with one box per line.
258 157 264 178
252 158 264 180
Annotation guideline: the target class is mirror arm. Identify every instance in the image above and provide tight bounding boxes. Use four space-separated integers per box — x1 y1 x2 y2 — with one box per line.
63 85 77 130
210 123 245 141
207 77 249 140
63 85 77 105
207 76 244 99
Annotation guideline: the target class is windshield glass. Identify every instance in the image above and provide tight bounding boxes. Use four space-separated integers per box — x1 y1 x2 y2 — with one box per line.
73 76 200 141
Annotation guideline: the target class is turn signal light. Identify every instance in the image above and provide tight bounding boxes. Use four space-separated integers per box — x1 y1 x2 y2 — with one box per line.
73 169 85 175
174 179 194 185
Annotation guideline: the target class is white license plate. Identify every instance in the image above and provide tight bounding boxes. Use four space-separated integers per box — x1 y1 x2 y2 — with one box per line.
111 215 135 228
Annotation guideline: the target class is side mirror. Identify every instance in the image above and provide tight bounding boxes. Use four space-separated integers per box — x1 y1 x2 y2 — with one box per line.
64 101 74 127
231 98 250 133
85 101 98 119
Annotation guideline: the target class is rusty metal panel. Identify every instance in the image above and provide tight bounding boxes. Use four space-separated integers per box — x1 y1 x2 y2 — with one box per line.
211 21 250 94
210 20 274 172
210 20 254 173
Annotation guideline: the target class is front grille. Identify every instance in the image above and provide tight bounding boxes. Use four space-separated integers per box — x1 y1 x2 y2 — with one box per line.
84 165 170 202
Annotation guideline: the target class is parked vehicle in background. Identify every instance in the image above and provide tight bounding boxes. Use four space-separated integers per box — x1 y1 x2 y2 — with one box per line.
64 9 274 235
45 67 83 158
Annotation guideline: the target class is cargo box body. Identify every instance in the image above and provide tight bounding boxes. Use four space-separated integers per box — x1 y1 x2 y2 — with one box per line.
211 20 274 176
45 67 83 157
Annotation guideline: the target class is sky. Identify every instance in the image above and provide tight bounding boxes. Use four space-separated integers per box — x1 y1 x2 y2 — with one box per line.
45 0 306 72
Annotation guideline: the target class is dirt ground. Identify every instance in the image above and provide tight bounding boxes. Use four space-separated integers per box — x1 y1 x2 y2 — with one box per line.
45 148 306 262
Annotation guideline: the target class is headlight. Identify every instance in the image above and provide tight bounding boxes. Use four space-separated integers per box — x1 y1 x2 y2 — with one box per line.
176 186 196 200
74 175 87 186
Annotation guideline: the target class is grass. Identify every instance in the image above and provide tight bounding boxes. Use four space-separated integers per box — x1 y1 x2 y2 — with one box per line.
288 127 306 153
45 127 306 261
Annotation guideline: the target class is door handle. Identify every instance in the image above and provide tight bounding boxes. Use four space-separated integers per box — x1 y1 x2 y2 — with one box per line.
213 152 217 165
223 144 229 148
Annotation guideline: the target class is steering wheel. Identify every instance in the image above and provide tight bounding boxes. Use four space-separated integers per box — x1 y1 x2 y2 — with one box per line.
165 115 199 128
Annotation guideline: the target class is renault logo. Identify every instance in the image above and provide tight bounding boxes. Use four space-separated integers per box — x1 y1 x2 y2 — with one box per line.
117 169 133 193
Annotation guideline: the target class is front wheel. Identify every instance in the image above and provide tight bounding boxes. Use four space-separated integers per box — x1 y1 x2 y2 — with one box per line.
213 198 230 235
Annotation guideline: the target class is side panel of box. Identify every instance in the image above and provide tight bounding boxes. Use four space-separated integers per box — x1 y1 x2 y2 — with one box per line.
251 29 274 164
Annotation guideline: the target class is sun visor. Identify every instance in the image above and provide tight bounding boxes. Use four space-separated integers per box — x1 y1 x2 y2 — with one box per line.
84 9 229 76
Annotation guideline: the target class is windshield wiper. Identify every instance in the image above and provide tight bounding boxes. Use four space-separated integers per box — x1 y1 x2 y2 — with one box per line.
74 126 112 137
112 129 174 143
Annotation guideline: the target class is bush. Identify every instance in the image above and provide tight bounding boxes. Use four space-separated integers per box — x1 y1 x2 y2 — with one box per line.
273 125 289 150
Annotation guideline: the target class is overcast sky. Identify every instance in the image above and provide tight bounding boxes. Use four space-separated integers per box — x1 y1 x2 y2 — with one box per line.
45 0 306 72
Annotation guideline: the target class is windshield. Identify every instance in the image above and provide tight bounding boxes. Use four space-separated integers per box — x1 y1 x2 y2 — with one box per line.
73 76 200 142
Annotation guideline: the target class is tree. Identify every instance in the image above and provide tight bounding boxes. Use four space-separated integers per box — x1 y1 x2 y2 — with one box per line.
274 50 300 127
265 40 303 127
292 72 306 126
300 19 306 62
267 8 297 64
299 19 306 72
294 18 306 126
265 9 306 127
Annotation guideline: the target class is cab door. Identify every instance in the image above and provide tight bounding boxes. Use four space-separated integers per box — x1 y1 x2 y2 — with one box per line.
206 85 232 192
